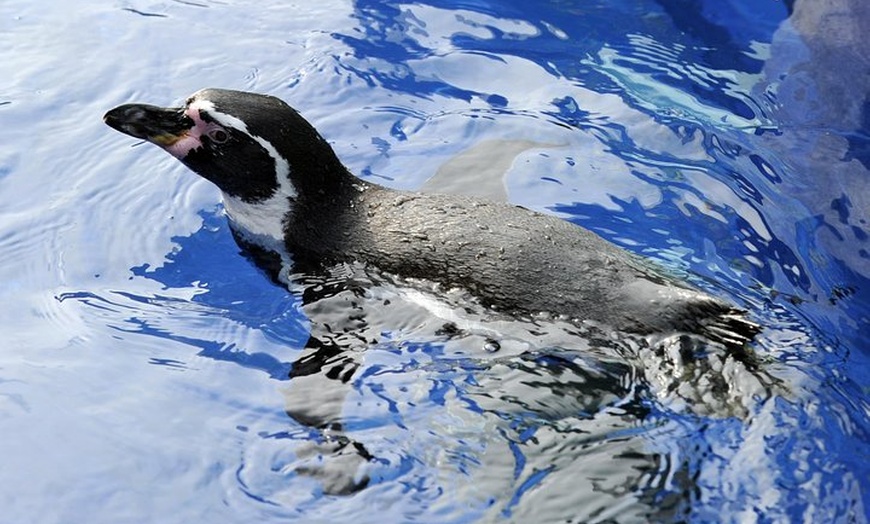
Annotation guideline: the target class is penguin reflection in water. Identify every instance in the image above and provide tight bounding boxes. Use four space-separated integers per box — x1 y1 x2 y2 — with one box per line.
105 89 769 494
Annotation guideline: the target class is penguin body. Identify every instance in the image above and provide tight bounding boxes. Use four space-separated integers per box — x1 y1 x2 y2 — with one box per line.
104 88 758 346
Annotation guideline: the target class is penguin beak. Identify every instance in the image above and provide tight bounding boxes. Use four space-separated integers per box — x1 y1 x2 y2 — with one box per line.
103 103 193 147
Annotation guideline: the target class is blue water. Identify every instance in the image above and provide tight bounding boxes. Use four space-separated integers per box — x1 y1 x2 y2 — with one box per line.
1 0 868 522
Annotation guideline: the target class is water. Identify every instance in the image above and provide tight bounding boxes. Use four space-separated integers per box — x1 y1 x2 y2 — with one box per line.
1 0 867 522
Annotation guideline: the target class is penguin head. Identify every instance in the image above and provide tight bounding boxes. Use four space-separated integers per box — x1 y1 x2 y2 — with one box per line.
104 88 348 204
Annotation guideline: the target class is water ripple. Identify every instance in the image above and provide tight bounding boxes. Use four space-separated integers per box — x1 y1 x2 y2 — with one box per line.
0 0 867 522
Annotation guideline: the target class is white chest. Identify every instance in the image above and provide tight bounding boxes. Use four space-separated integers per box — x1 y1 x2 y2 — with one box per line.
223 192 290 242
222 191 296 281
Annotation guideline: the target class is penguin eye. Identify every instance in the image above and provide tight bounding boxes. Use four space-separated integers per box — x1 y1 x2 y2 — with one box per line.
208 128 229 144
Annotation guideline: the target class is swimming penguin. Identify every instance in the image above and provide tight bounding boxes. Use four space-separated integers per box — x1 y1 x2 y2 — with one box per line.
104 88 758 348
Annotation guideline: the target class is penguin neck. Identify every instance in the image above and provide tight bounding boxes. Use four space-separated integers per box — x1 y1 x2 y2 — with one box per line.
221 131 359 254
222 189 293 257
283 140 374 222
222 162 373 270
272 124 358 198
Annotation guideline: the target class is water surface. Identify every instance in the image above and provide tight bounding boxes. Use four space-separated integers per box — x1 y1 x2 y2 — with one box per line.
0 0 867 522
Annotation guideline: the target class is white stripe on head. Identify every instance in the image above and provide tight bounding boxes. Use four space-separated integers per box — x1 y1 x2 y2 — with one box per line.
187 97 297 258
188 98 296 201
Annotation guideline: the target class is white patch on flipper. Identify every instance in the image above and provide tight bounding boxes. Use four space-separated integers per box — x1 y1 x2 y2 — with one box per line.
393 286 559 359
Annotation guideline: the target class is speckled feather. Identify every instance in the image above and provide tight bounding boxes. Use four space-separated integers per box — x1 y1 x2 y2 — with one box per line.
284 178 751 341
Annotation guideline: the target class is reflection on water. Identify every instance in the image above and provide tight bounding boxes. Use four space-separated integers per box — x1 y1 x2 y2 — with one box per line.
0 0 867 522
60 208 791 521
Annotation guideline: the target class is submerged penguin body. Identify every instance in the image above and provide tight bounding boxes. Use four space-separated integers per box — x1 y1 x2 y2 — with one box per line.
104 88 757 346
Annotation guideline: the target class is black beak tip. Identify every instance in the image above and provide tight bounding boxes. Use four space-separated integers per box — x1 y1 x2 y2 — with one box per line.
102 102 190 142
103 102 185 141
103 106 126 130
103 103 145 136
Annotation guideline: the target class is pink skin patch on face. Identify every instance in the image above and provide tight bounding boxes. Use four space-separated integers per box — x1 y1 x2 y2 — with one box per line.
160 104 226 159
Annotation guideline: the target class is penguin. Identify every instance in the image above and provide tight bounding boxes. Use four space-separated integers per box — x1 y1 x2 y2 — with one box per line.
104 88 759 349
